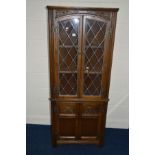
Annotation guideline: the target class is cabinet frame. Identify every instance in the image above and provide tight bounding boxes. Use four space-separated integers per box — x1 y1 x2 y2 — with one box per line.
47 6 119 147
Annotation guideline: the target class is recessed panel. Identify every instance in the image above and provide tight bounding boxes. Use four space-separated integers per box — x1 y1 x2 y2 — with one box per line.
80 118 98 137
59 118 76 137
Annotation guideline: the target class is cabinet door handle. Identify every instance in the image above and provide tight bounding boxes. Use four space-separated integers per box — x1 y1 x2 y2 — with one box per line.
85 66 89 73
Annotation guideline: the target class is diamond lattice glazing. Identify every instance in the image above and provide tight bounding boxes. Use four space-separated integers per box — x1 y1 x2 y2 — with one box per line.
84 18 107 95
58 18 79 95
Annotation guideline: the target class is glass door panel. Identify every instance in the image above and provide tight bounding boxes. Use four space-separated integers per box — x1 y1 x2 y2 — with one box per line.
83 17 108 96
57 17 80 96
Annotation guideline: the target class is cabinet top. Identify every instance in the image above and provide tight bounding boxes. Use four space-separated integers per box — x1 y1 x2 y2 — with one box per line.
47 6 119 12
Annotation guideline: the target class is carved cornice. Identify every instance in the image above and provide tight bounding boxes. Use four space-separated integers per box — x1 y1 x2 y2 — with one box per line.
55 10 111 21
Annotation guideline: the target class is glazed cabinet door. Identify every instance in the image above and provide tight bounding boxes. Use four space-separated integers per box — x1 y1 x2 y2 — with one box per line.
54 16 82 97
82 16 110 97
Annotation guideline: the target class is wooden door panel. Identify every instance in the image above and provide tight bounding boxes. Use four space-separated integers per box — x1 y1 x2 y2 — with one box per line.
79 102 99 139
57 102 77 116
80 102 100 116
80 117 98 137
57 102 78 139
79 102 106 139
58 118 77 137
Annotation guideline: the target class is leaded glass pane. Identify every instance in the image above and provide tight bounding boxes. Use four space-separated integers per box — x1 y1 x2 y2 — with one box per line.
57 18 80 95
83 18 107 96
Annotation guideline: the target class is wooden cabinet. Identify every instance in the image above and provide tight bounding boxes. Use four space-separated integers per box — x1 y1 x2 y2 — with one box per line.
47 6 119 146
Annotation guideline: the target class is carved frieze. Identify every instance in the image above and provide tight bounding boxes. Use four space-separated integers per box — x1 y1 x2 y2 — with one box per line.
55 9 111 21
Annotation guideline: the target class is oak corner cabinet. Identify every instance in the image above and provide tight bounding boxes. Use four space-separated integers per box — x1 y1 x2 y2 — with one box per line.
47 6 119 147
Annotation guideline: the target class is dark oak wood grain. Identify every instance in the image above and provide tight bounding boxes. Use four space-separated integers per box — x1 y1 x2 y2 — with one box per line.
47 6 118 147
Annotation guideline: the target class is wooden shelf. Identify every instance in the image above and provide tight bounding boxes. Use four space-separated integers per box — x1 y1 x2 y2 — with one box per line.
85 46 104 48
59 45 78 48
59 71 77 74
59 45 104 49
59 71 101 74
84 71 102 74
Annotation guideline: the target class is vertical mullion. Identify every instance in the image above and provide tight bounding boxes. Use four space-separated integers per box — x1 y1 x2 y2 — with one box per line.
76 15 84 140
77 16 84 98
79 15 85 98
77 15 85 139
77 16 81 98
76 16 82 140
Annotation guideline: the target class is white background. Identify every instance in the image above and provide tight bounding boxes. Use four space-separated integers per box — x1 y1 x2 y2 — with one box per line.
0 0 155 155
26 0 129 128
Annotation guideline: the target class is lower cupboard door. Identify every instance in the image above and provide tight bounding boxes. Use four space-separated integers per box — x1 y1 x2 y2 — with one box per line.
58 117 78 139
80 117 99 139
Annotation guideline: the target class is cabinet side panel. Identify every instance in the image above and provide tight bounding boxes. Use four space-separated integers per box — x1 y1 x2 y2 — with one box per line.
48 9 54 98
102 12 118 99
48 9 58 147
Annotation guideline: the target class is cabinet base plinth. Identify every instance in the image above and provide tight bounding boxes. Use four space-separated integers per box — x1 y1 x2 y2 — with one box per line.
57 139 100 145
